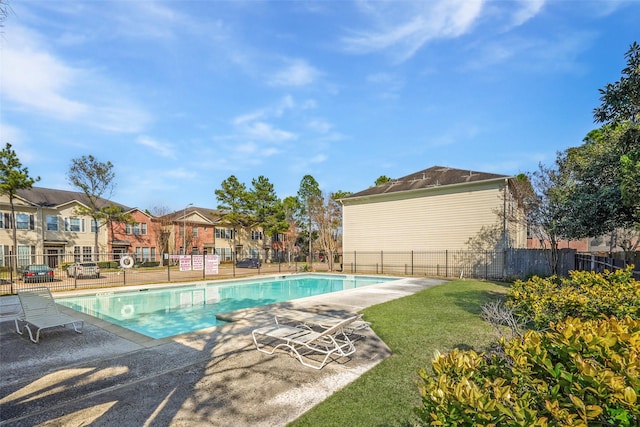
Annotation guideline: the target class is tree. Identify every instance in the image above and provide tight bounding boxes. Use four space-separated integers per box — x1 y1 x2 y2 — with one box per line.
282 196 302 265
214 175 251 260
67 155 116 259
308 192 343 271
557 42 640 238
297 175 321 266
0 0 10 28
593 41 639 125
102 204 133 253
248 176 288 260
150 205 174 259
524 165 570 275
374 175 392 186
0 143 40 272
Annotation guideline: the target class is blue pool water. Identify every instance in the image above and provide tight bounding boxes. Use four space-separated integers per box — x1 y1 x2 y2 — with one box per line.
57 274 398 339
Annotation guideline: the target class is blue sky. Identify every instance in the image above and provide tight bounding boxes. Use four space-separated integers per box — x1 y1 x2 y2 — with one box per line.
1 1 638 212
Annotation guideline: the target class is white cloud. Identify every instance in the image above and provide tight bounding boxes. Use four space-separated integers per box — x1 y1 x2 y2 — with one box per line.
243 122 297 142
136 136 176 158
2 28 88 120
511 0 546 27
1 26 151 133
268 59 321 87
307 119 333 134
343 0 484 62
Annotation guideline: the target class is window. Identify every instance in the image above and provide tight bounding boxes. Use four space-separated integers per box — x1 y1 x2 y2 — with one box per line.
82 246 92 261
66 218 84 232
251 230 263 240
0 213 10 229
215 247 232 261
17 245 33 267
215 228 233 239
91 219 100 233
192 226 198 238
127 222 147 235
16 213 34 230
46 215 59 231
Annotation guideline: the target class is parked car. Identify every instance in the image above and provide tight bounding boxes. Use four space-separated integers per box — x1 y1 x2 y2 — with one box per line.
236 258 261 268
21 264 55 283
66 262 101 279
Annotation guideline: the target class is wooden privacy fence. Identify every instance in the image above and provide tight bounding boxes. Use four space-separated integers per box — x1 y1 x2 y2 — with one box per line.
575 252 640 279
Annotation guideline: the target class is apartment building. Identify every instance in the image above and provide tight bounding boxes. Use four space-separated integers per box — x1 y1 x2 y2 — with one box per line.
0 187 130 268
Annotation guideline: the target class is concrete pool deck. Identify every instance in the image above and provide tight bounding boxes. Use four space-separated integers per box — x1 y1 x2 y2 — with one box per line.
0 276 444 426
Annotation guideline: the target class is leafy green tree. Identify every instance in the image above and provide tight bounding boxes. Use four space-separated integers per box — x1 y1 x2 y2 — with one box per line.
214 175 251 260
593 41 639 125
102 204 133 253
248 176 288 259
0 143 40 272
374 175 392 186
297 175 321 265
67 155 116 259
557 42 640 239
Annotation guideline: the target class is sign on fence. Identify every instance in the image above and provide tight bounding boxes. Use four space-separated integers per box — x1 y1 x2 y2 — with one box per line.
205 254 219 275
179 255 192 271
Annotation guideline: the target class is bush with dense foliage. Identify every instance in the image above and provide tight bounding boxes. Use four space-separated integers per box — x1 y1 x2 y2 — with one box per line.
416 316 640 426
507 267 640 329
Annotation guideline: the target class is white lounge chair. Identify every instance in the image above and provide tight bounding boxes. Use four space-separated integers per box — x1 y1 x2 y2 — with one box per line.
14 287 84 343
252 315 359 369
274 309 371 336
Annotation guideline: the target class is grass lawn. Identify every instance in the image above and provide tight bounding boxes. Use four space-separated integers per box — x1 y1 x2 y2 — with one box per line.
288 279 509 427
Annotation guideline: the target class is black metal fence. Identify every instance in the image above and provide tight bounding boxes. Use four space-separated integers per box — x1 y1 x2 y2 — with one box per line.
0 251 325 296
340 248 576 280
2 249 635 296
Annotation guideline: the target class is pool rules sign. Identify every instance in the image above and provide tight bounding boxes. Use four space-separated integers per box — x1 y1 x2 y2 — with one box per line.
178 254 219 274
205 254 219 274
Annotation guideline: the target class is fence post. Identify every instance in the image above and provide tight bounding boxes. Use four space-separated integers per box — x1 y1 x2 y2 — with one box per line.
485 250 488 280
445 250 448 277
380 250 384 275
411 250 414 276
353 251 357 273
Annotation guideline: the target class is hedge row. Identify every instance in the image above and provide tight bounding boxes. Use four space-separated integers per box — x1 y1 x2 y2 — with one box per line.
416 269 640 426
507 267 640 329
417 316 639 426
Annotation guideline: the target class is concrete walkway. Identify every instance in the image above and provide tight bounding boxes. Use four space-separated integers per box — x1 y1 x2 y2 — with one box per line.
0 276 443 426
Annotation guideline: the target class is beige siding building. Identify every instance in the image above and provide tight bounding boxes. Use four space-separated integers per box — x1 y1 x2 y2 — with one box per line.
341 166 527 275
0 187 128 269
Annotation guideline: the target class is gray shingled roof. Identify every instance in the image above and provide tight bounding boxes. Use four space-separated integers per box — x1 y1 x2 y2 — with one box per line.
16 187 130 210
345 166 511 199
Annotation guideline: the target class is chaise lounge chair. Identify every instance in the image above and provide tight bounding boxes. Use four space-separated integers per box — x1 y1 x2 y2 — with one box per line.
14 287 84 343
252 315 359 369
274 309 371 336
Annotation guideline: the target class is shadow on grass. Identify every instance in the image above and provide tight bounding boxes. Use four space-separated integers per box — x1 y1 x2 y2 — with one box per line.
445 288 508 315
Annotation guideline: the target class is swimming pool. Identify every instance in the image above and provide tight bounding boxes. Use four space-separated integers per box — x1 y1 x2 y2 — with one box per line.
57 273 399 339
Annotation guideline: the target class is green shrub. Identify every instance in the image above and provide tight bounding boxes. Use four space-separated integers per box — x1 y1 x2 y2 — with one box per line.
507 267 640 329
138 261 160 268
416 316 640 426
98 261 118 269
